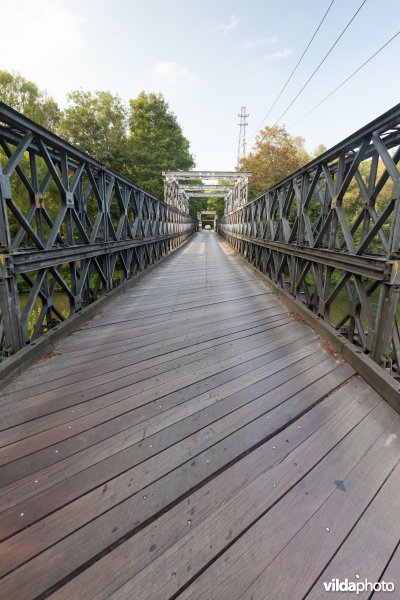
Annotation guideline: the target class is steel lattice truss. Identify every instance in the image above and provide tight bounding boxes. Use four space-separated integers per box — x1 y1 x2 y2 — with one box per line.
0 102 196 358
219 103 400 374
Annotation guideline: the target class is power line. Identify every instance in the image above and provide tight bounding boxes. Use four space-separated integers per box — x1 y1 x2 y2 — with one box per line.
248 0 335 142
290 30 400 127
273 0 367 125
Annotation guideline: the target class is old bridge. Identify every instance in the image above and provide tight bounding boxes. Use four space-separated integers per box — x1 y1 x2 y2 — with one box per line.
0 101 400 599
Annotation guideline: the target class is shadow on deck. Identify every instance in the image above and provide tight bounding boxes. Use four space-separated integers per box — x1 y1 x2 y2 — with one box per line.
0 232 399 599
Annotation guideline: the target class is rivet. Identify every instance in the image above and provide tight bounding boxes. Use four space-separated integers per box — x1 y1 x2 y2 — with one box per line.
266 416 270 419
206 460 210 464
143 495 147 499
20 512 24 517
34 480 38 483
55 450 59 453
187 519 192 526
149 444 153 448
273 484 277 487
272 446 276 449
298 426 302 429
68 426 72 430
326 527 330 532
355 574 360 579
154 425 157 428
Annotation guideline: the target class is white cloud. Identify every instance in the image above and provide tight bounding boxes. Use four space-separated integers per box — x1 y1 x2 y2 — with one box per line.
154 62 199 86
218 14 240 35
264 48 292 60
1 0 84 83
242 37 278 49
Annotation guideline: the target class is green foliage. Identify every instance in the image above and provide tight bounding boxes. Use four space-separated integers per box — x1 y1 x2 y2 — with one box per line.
188 197 208 218
128 92 194 198
206 196 225 217
240 125 310 199
188 196 225 219
0 70 60 130
0 71 195 202
312 143 328 158
58 90 130 175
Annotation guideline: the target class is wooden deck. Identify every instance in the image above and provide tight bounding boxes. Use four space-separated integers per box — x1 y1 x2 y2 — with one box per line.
0 232 400 600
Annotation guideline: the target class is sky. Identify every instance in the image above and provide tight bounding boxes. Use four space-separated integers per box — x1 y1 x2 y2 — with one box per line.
1 0 400 170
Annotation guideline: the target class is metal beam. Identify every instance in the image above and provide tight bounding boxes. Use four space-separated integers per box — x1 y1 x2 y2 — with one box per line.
163 171 251 180
180 185 233 193
183 191 230 198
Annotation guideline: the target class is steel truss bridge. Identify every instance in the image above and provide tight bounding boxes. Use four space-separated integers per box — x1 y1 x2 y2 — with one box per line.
1 100 400 600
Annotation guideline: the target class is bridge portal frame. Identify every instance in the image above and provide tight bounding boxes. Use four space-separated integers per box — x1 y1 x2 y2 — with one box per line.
163 170 251 215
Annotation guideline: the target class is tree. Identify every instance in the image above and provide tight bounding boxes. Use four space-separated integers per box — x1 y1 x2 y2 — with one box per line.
240 125 310 199
0 70 60 130
128 92 194 199
313 143 328 158
188 197 209 219
207 196 225 217
57 90 130 174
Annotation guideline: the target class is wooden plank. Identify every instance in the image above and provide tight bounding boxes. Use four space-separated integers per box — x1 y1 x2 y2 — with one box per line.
59 294 275 347
0 319 293 406
177 399 398 600
0 316 289 446
0 323 309 445
77 290 274 332
21 305 279 371
0 324 313 464
0 341 327 524
32 301 278 354
0 365 353 599
3 310 285 394
47 379 380 600
0 327 314 429
2 356 344 578
85 287 273 326
0 317 288 433
371 546 400 599
1 232 396 600
306 463 400 599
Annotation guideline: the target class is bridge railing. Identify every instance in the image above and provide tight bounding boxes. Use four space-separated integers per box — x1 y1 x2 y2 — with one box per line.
0 102 197 358
219 104 400 376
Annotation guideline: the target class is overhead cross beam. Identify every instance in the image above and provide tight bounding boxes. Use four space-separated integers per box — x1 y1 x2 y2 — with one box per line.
163 171 251 180
163 170 251 214
180 185 232 194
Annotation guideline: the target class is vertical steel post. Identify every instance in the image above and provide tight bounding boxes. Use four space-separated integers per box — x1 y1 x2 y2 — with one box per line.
0 176 24 353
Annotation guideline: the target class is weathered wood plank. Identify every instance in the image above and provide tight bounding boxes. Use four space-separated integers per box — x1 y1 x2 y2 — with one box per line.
371 546 400 599
0 319 294 406
306 462 400 599
0 365 354 599
0 232 398 600
177 399 397 600
0 343 332 525
0 327 313 429
48 379 379 600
